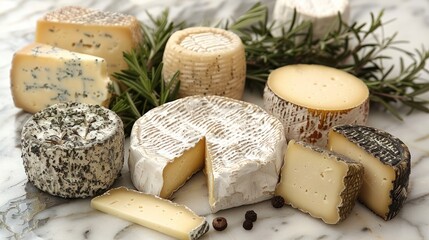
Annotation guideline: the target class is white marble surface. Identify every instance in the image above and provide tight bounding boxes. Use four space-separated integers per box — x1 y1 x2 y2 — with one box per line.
1 0 429 239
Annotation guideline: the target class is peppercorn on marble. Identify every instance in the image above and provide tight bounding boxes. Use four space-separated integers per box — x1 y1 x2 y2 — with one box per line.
1 0 429 239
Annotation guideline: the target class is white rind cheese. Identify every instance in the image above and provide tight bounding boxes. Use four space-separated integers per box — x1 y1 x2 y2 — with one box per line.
21 102 124 198
328 125 411 220
276 140 363 224
91 187 209 240
273 0 350 39
263 64 369 147
129 95 285 213
162 27 246 99
10 43 112 114
35 6 142 77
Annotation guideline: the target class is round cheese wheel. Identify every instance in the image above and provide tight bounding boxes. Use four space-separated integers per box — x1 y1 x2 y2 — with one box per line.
21 102 124 198
273 0 350 39
162 27 246 99
264 64 369 147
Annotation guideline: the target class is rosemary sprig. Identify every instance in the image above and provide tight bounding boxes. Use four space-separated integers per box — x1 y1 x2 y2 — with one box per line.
109 10 182 135
226 3 429 119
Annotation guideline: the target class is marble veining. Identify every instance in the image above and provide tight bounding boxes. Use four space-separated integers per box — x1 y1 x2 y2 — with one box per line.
1 0 429 239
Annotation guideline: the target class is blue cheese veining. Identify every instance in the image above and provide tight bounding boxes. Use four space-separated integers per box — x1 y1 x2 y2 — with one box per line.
35 6 142 77
10 43 112 114
129 95 285 213
328 125 411 220
21 102 124 198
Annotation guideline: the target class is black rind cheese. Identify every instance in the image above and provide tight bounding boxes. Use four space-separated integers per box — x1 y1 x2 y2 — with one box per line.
331 124 410 220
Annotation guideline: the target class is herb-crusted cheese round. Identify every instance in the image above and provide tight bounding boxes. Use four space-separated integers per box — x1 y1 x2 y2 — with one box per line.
162 27 246 99
264 64 369 147
273 0 350 39
129 95 285 213
21 102 124 198
328 125 411 220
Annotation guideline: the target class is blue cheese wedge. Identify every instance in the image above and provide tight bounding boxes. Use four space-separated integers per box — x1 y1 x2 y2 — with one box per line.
10 43 112 114
163 27 246 99
21 102 124 198
91 187 209 240
129 95 285 213
328 125 411 220
276 140 363 224
35 6 142 77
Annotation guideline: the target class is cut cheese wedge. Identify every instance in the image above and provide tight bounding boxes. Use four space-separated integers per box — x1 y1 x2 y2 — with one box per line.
276 140 363 224
91 187 209 240
129 95 285 213
35 6 142 77
10 42 112 113
264 64 369 147
273 0 350 39
328 125 411 220
162 27 246 99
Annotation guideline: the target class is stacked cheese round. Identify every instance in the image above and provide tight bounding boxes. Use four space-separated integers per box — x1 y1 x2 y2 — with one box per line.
162 27 246 99
264 64 369 147
129 95 285 213
21 102 124 198
273 0 350 39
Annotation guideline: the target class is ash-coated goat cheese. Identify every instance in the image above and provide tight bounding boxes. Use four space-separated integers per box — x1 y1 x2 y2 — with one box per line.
21 102 124 198
163 27 246 99
264 64 369 147
91 187 209 240
129 95 285 213
10 43 112 114
273 0 350 39
276 140 364 224
328 125 411 220
35 6 142 77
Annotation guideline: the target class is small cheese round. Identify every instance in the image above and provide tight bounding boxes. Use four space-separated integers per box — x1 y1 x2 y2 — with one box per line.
162 27 246 99
21 102 124 198
273 0 350 39
264 64 369 147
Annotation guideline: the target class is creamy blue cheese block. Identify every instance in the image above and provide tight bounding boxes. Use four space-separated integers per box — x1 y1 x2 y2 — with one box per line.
328 125 411 220
21 102 124 198
10 42 112 114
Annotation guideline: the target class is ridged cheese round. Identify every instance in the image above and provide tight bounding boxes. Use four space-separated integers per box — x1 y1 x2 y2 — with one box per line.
21 102 124 198
263 64 369 147
162 27 246 99
273 0 350 39
129 95 285 213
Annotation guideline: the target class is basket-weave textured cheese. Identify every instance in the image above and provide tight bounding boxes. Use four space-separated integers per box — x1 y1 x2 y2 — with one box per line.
163 27 246 99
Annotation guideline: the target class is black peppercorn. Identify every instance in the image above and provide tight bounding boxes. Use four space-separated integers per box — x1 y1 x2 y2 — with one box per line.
245 210 257 222
271 195 285 208
212 217 228 231
242 219 253 230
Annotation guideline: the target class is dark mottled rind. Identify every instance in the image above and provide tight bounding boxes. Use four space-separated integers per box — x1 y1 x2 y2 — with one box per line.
21 102 124 198
293 141 364 224
331 124 411 220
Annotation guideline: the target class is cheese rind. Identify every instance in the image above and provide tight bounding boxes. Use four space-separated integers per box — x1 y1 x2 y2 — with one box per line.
264 64 369 147
162 27 246 99
35 6 142 77
21 102 124 198
10 43 112 114
273 0 350 39
276 140 363 224
91 187 209 240
129 95 285 213
328 125 411 220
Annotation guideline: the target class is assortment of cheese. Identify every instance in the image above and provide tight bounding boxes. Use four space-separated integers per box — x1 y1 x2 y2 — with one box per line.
11 3 413 240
